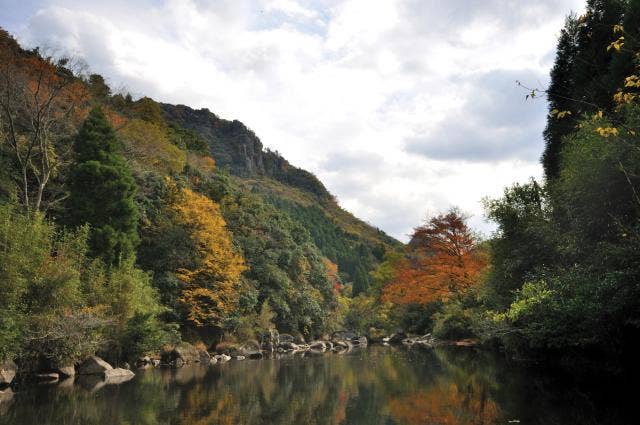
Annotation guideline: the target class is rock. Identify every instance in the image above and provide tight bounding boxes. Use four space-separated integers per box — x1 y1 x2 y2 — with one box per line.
122 362 131 370
305 349 324 356
309 341 326 351
278 341 298 351
104 368 135 384
174 358 185 368
35 372 59 382
56 365 75 378
0 360 17 386
209 356 218 365
78 356 113 375
198 350 211 364
172 343 200 364
214 354 231 362
388 332 407 344
151 359 160 367
235 356 245 360
351 336 368 345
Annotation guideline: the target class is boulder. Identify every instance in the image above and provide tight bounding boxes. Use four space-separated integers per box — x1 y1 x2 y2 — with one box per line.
198 349 211 364
214 354 231 362
278 341 299 351
309 341 326 351
235 356 245 360
78 356 113 375
0 360 17 386
151 359 161 367
104 368 135 384
172 343 200 364
56 365 75 378
351 336 368 345
248 351 263 359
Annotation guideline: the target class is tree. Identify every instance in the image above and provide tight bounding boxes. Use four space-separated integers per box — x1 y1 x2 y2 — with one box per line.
67 107 139 266
170 186 246 330
0 33 88 213
382 209 488 305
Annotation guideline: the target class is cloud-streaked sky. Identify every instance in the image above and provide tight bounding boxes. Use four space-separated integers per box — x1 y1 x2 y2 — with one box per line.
0 0 585 241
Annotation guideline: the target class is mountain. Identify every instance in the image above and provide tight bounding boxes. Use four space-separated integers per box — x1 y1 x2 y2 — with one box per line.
162 103 400 293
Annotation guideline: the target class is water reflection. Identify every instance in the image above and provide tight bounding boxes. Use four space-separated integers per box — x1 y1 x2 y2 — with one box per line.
0 346 632 425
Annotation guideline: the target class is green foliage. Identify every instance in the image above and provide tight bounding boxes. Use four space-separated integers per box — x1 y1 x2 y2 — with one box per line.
119 313 180 362
67 107 139 266
432 301 475 340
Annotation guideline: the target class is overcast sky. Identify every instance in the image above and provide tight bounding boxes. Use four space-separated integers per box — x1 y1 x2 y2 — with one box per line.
0 0 585 241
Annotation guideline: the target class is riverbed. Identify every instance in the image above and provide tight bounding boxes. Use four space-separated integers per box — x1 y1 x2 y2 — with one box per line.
0 346 632 424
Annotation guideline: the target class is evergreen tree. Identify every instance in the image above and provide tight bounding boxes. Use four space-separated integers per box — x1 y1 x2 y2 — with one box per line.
67 107 139 266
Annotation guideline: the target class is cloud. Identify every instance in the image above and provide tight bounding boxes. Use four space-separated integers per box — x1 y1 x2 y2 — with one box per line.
2 0 586 241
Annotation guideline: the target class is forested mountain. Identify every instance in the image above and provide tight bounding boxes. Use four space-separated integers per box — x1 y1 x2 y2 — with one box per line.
0 26 398 369
161 103 399 294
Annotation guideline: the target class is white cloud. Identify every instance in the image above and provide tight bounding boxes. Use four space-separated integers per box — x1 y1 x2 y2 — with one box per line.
4 0 586 241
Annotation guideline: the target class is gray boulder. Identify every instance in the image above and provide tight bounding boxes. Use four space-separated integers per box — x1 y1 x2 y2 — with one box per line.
104 368 135 384
78 356 113 375
0 360 17 386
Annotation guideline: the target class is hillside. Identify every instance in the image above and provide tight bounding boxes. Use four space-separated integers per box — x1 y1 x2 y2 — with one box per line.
162 103 401 293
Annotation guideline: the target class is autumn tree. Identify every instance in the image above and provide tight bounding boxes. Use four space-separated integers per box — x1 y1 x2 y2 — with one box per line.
0 34 88 213
170 185 246 330
382 209 488 305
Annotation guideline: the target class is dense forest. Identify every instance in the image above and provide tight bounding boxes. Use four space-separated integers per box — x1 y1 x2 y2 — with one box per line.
1 0 639 379
0 26 398 372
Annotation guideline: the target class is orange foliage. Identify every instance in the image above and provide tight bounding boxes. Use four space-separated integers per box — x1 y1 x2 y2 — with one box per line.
323 257 341 293
382 210 488 305
387 380 500 425
171 186 246 328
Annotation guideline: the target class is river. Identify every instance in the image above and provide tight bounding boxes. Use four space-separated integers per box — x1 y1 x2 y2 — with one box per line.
0 345 632 424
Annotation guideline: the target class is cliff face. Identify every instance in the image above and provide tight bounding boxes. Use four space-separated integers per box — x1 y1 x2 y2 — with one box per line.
162 103 331 200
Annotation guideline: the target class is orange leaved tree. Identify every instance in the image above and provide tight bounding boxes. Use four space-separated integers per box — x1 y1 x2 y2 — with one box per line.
170 186 246 329
382 209 487 305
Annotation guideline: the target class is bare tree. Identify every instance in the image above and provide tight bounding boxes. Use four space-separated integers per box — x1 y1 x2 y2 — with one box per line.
0 43 88 214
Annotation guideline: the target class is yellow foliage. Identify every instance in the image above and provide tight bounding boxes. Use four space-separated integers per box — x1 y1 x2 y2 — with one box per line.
624 75 640 88
550 109 572 119
595 126 619 138
607 36 625 52
171 187 246 328
119 119 186 174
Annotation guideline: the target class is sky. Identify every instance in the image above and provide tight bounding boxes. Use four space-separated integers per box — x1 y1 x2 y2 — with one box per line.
0 0 585 241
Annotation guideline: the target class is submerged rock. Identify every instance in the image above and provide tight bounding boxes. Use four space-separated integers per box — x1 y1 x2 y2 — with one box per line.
78 356 113 375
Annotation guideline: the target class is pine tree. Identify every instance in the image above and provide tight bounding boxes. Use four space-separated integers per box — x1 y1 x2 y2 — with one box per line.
67 107 139 266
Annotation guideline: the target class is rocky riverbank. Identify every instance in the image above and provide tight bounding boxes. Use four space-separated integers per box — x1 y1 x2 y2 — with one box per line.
0 330 448 399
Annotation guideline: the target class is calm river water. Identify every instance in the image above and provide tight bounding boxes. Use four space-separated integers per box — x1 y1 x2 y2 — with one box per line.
0 346 632 425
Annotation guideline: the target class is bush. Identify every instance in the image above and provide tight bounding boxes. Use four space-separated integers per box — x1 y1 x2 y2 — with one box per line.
432 301 475 340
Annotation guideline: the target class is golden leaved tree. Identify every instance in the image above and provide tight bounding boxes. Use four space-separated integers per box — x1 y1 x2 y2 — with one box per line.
171 186 246 329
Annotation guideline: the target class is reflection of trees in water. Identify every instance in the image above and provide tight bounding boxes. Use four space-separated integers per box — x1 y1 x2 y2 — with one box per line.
0 347 632 425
